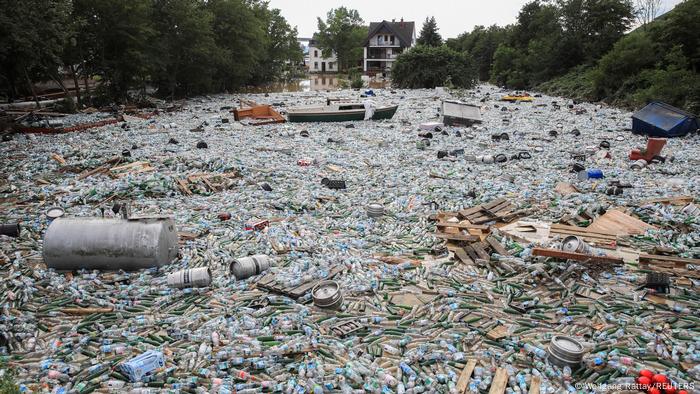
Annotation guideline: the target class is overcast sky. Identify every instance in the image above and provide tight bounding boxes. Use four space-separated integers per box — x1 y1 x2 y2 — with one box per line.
268 0 685 39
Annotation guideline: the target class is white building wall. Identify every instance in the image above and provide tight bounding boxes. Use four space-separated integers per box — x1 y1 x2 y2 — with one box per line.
307 44 338 73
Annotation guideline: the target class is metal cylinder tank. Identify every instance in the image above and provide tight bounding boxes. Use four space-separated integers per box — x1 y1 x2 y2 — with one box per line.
43 217 179 270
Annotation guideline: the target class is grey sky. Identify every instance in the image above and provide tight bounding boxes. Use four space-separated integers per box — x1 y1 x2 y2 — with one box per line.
268 0 684 39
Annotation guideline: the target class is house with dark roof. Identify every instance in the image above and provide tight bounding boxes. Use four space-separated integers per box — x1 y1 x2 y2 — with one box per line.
363 18 415 76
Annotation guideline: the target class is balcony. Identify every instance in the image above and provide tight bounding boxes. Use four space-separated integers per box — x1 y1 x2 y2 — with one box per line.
366 53 398 60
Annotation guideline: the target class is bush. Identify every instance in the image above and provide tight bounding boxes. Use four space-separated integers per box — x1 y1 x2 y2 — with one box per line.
391 45 477 89
350 76 363 89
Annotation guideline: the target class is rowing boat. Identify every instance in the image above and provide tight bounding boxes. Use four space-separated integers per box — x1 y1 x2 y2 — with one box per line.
286 102 398 123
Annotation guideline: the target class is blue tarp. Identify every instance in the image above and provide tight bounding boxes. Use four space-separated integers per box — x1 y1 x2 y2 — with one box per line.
632 101 699 137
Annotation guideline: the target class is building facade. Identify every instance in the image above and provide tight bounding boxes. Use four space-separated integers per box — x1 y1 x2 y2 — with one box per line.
307 36 337 73
363 19 415 76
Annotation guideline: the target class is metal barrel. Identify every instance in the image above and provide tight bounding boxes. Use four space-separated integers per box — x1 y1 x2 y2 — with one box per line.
312 280 343 309
561 236 592 255
630 159 647 170
367 203 385 218
230 255 271 280
43 217 179 271
167 267 212 288
0 223 20 238
547 335 584 368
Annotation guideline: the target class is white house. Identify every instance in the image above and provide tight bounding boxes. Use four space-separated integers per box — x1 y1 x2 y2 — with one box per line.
363 19 416 76
308 35 337 73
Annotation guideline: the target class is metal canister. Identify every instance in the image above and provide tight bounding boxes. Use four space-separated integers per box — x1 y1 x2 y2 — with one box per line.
312 280 343 310
366 203 384 218
577 169 603 181
630 159 647 170
561 236 592 255
476 155 494 164
0 223 20 238
547 336 584 368
46 207 65 223
230 255 271 280
167 267 212 288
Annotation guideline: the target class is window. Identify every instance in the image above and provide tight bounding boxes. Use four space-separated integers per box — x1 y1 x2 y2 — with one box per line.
314 62 318 69
328 63 334 69
314 50 318 57
385 35 388 42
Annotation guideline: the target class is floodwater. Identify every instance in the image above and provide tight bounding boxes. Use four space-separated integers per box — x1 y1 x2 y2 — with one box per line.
238 74 390 93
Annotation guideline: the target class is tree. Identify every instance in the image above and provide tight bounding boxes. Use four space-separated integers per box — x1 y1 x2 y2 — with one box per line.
417 16 443 47
635 0 662 27
250 7 303 83
0 0 72 103
316 7 367 72
151 0 218 97
391 45 477 89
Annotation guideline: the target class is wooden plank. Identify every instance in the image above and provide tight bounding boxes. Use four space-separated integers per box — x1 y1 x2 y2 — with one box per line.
471 243 491 261
588 209 654 235
436 222 489 230
640 195 694 206
532 247 624 265
488 368 508 394
464 245 479 261
528 375 541 394
482 198 506 211
454 248 474 265
486 325 508 340
455 359 477 394
550 223 617 239
486 236 510 256
639 254 700 265
432 233 479 242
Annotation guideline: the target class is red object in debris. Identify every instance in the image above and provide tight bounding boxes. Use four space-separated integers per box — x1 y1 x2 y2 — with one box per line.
647 388 661 394
218 212 231 221
665 387 677 394
652 374 669 385
638 376 652 389
639 370 655 378
297 158 313 166
630 138 667 161
678 390 688 394
244 219 269 231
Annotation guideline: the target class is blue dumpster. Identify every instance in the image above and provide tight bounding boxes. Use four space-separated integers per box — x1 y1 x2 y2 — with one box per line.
632 101 699 137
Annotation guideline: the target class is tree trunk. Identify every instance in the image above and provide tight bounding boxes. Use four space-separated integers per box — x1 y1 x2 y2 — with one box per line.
82 62 91 102
69 64 82 106
23 67 40 109
50 72 76 112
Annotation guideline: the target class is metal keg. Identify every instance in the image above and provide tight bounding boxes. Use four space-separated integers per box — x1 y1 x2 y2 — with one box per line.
630 159 647 170
312 280 343 309
230 255 271 280
561 235 592 255
167 267 212 288
367 203 384 218
547 335 584 368
46 207 65 222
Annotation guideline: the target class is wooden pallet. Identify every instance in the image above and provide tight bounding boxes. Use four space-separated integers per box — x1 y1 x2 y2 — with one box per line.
639 254 700 279
549 223 618 246
256 265 345 299
327 320 367 337
587 209 654 235
459 198 515 224
175 172 240 195
532 247 624 265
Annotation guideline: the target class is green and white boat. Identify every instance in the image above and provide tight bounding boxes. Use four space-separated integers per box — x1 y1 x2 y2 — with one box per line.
286 102 399 123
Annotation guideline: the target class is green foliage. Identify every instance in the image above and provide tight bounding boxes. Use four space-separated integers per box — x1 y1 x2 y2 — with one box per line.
591 31 656 98
391 45 477 89
348 68 364 89
0 364 20 394
0 0 72 100
447 25 511 81
0 0 302 102
316 7 367 72
417 17 443 47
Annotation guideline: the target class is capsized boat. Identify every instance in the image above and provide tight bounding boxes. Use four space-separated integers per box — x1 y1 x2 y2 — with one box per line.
286 102 398 123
